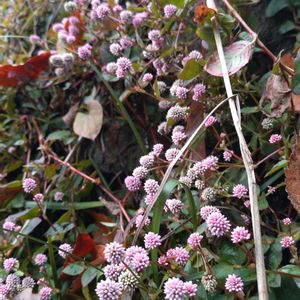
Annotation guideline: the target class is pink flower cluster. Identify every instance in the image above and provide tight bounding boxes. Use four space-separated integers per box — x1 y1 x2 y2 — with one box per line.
206 212 231 237
232 184 248 199
225 274 244 292
164 277 197 300
187 232 203 249
144 232 161 249
231 227 251 244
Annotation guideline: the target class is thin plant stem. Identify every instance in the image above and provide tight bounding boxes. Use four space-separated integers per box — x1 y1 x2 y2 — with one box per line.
207 0 268 298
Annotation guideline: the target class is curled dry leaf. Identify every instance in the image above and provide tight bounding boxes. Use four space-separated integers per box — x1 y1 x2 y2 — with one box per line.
285 136 300 214
204 40 254 77
259 74 291 117
0 51 51 87
73 100 103 140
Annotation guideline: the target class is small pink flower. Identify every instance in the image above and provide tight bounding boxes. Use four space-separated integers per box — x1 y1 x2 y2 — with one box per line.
135 214 150 228
144 232 161 249
144 179 159 195
269 134 282 144
95 279 122 300
164 198 184 215
132 252 150 272
164 277 185 300
183 281 197 297
77 43 92 60
243 200 251 208
104 242 125 265
39 287 52 300
192 83 206 101
204 116 217 127
139 155 155 168
109 43 122 56
22 178 37 193
167 247 189 265
231 226 251 244
280 236 295 248
3 258 18 273
144 194 155 205
29 34 41 44
283 218 291 225
158 255 169 267
233 184 248 199
164 4 177 18
187 232 203 249
223 149 233 162
206 212 231 237
33 193 44 203
200 205 220 220
165 148 180 162
3 221 18 232
34 254 47 266
176 87 189 100
124 176 141 192
58 243 73 259
171 130 187 146
225 274 244 292
267 186 276 194
151 143 164 157
54 191 64 201
142 73 153 82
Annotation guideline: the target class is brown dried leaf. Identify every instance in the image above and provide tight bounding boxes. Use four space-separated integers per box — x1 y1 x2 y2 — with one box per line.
285 136 300 214
259 74 291 117
292 93 300 112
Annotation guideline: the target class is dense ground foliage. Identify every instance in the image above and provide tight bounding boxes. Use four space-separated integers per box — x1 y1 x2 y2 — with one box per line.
0 0 300 299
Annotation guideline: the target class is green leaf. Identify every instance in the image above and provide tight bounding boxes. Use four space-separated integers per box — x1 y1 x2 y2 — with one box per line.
63 263 85 276
258 193 269 210
179 59 202 80
240 106 259 114
273 276 300 299
279 265 300 276
279 20 296 34
268 238 282 269
25 201 104 210
47 130 71 141
212 262 234 283
234 267 257 282
217 241 246 265
265 160 288 177
19 208 40 221
81 267 98 287
205 40 254 77
266 0 290 17
268 272 281 288
181 183 198 231
158 0 185 9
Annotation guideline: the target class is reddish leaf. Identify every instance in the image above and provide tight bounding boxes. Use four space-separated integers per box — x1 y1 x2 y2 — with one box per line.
194 5 216 24
0 51 51 87
64 11 85 45
205 41 254 77
72 232 96 258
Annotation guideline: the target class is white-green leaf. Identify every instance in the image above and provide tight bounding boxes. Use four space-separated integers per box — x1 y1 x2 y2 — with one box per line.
73 100 103 141
205 40 254 77
63 263 84 276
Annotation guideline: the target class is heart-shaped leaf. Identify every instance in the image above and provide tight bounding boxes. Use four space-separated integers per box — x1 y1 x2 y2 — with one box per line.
73 100 103 140
205 40 254 77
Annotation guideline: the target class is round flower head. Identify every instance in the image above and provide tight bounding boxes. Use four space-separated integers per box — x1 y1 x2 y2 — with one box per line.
132 252 150 272
96 4 111 20
54 191 64 201
104 242 125 265
201 187 217 202
135 214 150 228
3 258 19 273
164 198 184 215
183 281 197 297
132 166 148 180
58 243 73 259
225 274 244 292
116 57 132 78
139 154 155 168
144 194 154 205
283 218 291 225
22 277 35 289
118 270 139 290
223 149 234 162
204 116 217 127
166 105 189 122
280 236 295 248
165 148 180 162
144 179 159 195
267 186 276 194
175 86 189 100
120 36 134 49
103 264 123 281
144 232 161 249
148 29 161 41
244 200 251 208
52 23 64 32
125 246 147 264
106 62 118 74
233 184 248 199
164 4 177 18
77 43 92 60
200 205 221 220
158 255 169 267
22 178 37 193
64 1 77 13
6 273 20 294
167 247 189 265
179 176 192 188
109 43 122 56
95 279 123 300
124 176 141 192
119 10 133 23
192 83 206 101
206 212 231 237
187 232 203 249
164 277 185 300
152 143 164 157
157 121 171 135
171 130 187 146
34 253 47 266
231 226 251 244
157 81 167 93
33 193 44 203
261 118 273 130
201 274 217 292
269 134 282 144
3 221 17 231
142 73 153 82
39 287 52 300
29 34 41 44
